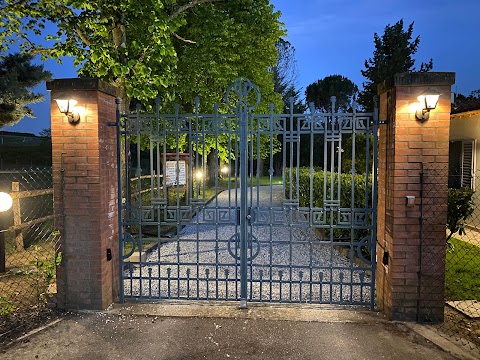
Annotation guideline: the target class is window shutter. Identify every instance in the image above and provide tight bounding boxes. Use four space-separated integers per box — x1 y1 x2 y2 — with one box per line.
461 140 475 188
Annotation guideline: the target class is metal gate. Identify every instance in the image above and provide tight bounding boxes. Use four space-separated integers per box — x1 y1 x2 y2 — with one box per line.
118 78 378 308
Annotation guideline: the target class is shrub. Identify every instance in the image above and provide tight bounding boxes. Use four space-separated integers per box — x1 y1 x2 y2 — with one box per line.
447 188 475 245
285 167 373 239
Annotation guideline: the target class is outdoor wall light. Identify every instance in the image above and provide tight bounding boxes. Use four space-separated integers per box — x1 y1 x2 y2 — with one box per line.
195 170 204 180
55 99 80 124
0 192 13 213
415 88 440 121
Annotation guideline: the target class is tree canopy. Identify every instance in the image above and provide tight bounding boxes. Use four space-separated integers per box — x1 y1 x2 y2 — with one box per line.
359 19 433 112
305 75 358 112
0 52 51 128
1 0 260 112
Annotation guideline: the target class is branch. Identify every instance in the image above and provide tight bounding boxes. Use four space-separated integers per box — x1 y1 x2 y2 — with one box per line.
75 24 91 47
173 33 196 44
19 34 52 55
169 0 223 20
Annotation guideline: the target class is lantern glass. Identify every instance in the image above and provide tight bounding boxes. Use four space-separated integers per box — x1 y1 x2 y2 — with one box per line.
417 89 440 110
55 99 77 114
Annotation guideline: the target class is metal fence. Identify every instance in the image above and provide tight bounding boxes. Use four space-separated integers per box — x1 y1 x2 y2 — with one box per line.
420 164 480 352
0 168 60 346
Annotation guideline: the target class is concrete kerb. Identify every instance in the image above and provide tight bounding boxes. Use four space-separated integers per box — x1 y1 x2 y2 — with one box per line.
108 301 386 323
401 322 480 360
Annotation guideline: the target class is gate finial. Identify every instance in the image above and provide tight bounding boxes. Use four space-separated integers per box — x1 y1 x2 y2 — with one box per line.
225 78 261 112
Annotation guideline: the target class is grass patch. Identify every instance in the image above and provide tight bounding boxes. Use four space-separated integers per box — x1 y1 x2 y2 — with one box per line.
445 238 480 301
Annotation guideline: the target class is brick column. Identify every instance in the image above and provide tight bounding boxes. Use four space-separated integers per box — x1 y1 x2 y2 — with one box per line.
47 78 119 310
376 72 455 321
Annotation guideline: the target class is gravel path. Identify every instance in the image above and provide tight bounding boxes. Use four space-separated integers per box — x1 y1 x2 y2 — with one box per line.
124 186 372 305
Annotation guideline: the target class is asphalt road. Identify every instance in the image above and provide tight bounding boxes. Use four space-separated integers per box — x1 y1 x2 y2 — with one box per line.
0 305 462 360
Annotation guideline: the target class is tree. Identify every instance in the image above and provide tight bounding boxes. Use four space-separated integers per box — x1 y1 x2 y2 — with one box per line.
455 89 480 103
271 39 305 114
359 19 433 112
163 0 284 181
0 0 226 112
305 75 358 112
269 39 305 175
0 53 52 128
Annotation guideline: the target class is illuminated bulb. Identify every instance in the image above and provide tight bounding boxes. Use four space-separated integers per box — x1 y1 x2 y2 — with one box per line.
0 192 13 212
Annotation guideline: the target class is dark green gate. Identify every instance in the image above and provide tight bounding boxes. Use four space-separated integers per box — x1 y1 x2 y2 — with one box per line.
118 78 378 308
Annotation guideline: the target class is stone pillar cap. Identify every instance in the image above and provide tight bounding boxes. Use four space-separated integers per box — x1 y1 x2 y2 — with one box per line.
377 72 455 94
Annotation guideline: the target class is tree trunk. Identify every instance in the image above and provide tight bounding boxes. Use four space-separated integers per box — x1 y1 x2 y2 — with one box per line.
207 151 217 187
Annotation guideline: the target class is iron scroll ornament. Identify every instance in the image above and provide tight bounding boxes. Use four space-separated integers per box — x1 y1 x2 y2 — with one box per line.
225 78 261 112
227 232 261 262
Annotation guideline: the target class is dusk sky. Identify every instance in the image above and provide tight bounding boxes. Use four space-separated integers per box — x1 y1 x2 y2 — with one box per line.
4 0 480 135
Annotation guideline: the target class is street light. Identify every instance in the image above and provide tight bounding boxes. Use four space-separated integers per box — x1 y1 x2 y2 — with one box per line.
0 192 13 273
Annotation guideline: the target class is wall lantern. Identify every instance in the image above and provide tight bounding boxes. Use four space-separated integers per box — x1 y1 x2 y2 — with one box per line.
415 88 440 121
55 99 80 124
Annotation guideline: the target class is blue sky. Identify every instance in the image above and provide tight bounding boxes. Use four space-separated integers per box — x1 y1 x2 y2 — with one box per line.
4 0 480 134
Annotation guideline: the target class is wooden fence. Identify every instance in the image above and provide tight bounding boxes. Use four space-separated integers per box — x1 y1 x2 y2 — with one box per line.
0 181 53 272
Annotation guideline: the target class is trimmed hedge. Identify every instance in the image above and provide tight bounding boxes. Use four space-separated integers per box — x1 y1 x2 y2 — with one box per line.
285 167 373 239
285 167 372 209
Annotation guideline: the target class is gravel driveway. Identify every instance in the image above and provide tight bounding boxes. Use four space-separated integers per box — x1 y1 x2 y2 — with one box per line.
124 186 372 305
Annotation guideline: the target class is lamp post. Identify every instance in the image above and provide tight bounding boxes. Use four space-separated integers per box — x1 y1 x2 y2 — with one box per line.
0 192 13 273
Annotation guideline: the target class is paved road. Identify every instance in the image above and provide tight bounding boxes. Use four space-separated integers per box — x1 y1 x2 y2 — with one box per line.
0 305 463 360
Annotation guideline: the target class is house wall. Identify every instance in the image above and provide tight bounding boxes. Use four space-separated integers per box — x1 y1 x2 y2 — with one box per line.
449 112 480 227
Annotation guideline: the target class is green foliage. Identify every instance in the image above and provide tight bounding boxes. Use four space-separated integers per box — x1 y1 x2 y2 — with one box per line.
30 250 62 283
0 53 52 127
305 75 359 112
445 238 480 301
0 296 15 316
285 167 372 238
447 188 475 244
359 19 433 112
1 0 283 115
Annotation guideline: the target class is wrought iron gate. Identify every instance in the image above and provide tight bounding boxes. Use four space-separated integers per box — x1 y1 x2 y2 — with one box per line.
118 78 378 308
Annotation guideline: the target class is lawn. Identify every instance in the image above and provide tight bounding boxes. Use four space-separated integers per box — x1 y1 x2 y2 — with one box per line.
445 238 480 301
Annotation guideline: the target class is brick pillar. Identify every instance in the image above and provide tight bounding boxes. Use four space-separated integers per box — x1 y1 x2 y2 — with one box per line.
47 78 119 310
376 72 455 321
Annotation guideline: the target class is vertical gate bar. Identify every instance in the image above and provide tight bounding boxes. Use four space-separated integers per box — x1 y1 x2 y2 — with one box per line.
116 98 125 303
135 104 143 297
234 113 239 299
370 98 379 310
239 108 248 308
195 105 201 299
350 107 357 297
156 100 162 299
175 104 181 299
269 104 274 301
309 106 315 304
289 103 294 302
214 103 220 300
